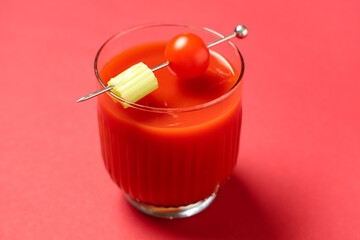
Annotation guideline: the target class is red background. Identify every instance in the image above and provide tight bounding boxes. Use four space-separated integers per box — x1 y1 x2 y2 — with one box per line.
1 0 360 239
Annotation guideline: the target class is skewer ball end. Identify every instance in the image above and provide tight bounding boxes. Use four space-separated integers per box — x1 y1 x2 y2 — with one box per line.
235 25 248 38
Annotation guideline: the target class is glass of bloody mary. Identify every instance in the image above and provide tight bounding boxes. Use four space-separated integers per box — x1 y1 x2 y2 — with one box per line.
95 23 244 218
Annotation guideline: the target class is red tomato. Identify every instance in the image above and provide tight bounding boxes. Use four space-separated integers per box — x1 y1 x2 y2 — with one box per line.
164 33 210 79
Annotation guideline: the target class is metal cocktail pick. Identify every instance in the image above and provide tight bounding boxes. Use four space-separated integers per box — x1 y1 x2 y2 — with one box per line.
77 25 248 103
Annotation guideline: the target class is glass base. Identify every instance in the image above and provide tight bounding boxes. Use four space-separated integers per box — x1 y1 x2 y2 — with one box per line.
126 190 217 219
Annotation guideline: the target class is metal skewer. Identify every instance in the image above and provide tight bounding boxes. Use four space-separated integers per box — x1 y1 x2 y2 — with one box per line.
77 25 248 103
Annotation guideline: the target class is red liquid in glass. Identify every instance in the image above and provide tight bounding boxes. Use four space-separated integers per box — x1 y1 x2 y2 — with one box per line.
97 42 242 207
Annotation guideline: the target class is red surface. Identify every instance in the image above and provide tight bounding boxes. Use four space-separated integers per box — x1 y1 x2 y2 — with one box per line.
1 0 359 239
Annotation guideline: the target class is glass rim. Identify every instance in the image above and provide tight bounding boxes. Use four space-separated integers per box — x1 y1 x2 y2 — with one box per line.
94 23 245 113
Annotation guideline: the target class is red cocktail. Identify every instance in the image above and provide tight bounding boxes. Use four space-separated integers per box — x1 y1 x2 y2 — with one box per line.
95 24 244 218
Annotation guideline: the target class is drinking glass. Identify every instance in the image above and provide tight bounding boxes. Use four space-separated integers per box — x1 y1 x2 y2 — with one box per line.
95 23 244 218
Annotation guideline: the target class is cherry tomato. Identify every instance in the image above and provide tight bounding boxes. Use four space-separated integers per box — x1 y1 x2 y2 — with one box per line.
164 33 210 79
